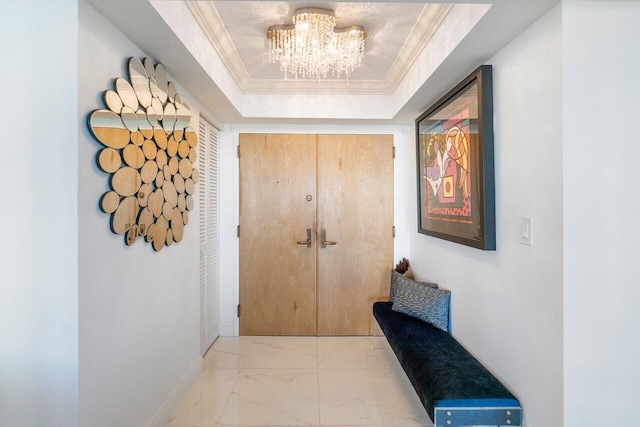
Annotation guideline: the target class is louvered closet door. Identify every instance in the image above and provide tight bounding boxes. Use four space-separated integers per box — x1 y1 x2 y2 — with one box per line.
199 117 219 355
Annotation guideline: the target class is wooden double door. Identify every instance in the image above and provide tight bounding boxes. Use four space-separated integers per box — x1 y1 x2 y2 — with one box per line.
239 133 393 336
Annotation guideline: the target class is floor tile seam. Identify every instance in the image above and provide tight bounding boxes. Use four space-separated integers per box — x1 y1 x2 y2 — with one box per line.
237 367 320 371
243 336 257 364
316 366 405 371
216 366 244 426
316 359 322 427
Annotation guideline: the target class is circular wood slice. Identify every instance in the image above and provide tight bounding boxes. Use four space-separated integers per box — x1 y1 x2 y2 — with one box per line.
115 77 139 110
123 144 145 169
163 180 178 207
155 64 169 103
100 191 120 214
168 82 177 103
144 58 155 78
126 224 138 246
140 160 158 184
104 90 123 114
178 140 189 158
130 130 144 146
149 188 164 218
153 216 168 251
167 136 178 158
154 127 168 150
185 127 198 148
129 57 152 108
184 178 195 196
168 157 179 176
162 202 173 220
173 128 184 142
146 105 158 127
191 168 199 184
137 109 152 138
155 171 164 188
163 164 171 179
175 102 191 132
112 167 142 197
177 194 186 212
188 148 197 163
172 212 184 242
163 103 176 133
121 106 139 132
112 196 139 234
90 109 130 149
183 212 189 225
152 98 164 121
137 207 153 236
173 174 185 193
137 183 151 208
146 223 156 243
139 125 153 140
166 228 173 247
185 195 194 211
156 149 167 168
171 207 182 222
142 139 157 160
178 159 193 179
98 148 121 173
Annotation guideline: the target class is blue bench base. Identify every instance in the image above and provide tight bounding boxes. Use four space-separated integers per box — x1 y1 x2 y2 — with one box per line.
435 399 522 427
373 301 522 427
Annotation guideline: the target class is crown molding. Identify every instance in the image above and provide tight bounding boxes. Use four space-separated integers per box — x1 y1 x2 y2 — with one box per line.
383 4 453 92
186 1 252 90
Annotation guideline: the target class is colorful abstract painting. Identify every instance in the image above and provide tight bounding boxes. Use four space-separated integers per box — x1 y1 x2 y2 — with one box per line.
416 66 495 250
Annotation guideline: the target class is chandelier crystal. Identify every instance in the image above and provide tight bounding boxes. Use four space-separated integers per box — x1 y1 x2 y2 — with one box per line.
267 8 367 80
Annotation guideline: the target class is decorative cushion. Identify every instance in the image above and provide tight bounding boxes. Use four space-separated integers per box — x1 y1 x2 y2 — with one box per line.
392 277 450 332
390 270 438 303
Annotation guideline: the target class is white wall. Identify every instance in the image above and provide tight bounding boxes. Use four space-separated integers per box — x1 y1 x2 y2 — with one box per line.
409 6 563 426
218 124 415 336
0 1 79 426
78 2 220 425
563 1 640 425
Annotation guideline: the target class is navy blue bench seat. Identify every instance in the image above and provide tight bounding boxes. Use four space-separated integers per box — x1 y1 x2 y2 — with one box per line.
373 301 522 427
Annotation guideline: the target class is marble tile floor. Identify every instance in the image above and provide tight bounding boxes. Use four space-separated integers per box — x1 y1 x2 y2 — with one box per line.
168 336 433 427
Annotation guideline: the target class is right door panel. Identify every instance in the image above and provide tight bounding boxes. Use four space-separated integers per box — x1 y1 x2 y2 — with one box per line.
316 134 394 335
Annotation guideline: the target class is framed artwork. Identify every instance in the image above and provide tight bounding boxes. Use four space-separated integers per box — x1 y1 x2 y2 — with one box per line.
415 65 495 250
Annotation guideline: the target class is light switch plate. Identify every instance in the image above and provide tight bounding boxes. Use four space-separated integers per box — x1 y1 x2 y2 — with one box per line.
519 217 533 246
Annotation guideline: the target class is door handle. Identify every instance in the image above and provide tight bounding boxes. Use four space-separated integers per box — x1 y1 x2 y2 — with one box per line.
296 228 312 248
320 228 337 248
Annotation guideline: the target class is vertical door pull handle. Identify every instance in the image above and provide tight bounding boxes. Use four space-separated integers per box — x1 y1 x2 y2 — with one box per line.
320 228 337 248
296 228 313 248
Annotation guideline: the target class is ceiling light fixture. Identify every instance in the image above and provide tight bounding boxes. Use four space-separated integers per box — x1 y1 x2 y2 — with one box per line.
266 8 367 80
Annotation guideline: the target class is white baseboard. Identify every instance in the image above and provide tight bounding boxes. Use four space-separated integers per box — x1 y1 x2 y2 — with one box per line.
145 357 203 427
219 321 235 337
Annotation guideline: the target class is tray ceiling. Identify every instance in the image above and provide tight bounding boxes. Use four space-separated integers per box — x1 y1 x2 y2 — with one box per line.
186 1 453 93
89 0 561 122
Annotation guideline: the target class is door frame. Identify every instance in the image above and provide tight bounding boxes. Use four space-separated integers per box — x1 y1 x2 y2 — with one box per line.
229 126 408 337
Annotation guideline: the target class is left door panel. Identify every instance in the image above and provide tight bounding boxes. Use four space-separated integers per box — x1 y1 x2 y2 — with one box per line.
239 133 317 335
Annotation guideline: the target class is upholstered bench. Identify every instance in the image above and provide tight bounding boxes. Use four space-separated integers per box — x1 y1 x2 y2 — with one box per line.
373 301 522 427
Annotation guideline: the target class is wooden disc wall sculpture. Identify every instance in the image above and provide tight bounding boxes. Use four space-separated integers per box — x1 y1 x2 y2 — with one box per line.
89 57 199 251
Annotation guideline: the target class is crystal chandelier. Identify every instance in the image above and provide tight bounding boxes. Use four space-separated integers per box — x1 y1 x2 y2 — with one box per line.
267 8 367 80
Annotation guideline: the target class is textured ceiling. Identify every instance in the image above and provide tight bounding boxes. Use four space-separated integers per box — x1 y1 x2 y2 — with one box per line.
187 1 453 92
